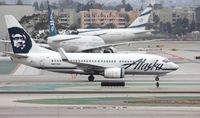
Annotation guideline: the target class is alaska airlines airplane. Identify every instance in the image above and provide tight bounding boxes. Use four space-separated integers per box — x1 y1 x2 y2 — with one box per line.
70 7 153 44
5 15 179 84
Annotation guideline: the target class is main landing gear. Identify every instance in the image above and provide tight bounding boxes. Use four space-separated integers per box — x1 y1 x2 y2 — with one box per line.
155 76 160 88
88 75 95 82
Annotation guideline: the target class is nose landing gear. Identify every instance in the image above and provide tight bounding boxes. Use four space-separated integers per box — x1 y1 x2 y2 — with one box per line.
155 76 159 88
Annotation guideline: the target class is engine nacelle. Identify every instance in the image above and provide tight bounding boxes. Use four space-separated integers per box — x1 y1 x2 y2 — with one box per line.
102 47 117 53
104 68 125 78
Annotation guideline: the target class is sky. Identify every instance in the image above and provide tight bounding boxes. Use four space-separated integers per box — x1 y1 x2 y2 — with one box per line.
3 0 200 8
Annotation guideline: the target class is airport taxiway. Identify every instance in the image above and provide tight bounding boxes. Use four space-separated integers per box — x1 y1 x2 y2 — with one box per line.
1 106 200 118
0 67 200 118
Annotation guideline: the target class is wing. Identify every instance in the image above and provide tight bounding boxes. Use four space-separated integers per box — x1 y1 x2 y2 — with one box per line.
91 33 107 36
73 62 105 73
81 39 159 52
0 40 53 51
77 29 106 36
133 29 154 35
58 48 105 72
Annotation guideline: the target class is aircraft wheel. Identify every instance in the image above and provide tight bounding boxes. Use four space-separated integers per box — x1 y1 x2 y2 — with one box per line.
88 75 94 82
155 76 159 81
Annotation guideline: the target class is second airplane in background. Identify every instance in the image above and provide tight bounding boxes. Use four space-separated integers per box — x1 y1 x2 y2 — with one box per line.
47 5 155 53
69 7 153 43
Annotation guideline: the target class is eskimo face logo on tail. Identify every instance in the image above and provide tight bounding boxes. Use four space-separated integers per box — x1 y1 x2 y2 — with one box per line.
8 27 32 53
12 34 26 49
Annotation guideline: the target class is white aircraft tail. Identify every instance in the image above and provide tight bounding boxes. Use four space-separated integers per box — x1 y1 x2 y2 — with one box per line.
5 15 51 54
128 7 153 30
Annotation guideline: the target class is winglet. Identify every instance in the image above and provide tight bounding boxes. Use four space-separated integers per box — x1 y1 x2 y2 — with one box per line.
58 48 68 61
5 52 28 58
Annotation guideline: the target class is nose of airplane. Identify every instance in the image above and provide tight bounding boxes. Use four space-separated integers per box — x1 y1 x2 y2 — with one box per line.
171 62 179 70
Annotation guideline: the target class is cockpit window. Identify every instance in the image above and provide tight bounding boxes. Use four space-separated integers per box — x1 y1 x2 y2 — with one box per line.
163 59 170 63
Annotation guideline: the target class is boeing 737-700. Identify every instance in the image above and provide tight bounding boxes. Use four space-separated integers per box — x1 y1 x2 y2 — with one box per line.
5 15 179 86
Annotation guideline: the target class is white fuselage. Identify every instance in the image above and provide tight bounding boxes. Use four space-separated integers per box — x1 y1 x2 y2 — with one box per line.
77 28 152 43
12 52 178 77
47 35 105 52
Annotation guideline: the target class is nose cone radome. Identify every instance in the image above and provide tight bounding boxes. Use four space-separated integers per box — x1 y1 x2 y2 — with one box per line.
172 62 179 71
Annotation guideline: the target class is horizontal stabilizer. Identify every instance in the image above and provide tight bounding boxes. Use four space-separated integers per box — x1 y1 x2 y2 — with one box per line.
5 52 28 58
0 40 11 43
133 29 154 35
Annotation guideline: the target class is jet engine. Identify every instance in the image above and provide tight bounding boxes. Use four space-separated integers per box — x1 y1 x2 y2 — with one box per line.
104 68 125 78
102 47 117 53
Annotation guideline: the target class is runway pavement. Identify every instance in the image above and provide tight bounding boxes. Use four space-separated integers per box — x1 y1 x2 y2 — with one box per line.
0 66 200 118
1 106 200 118
0 93 200 118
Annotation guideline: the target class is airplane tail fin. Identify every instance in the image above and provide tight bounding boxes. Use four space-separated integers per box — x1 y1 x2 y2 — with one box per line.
5 15 49 54
48 2 57 37
128 7 153 30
